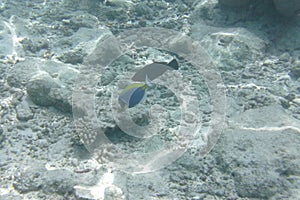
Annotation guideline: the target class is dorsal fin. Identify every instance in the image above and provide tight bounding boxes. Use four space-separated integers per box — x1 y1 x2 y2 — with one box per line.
167 59 179 70
145 74 153 87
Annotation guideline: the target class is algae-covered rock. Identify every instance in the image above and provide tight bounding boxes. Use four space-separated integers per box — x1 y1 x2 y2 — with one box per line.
7 58 79 113
26 72 73 113
26 72 61 107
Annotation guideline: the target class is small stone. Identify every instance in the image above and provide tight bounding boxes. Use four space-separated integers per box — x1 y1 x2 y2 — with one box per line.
292 98 300 105
289 66 300 80
74 185 97 200
16 101 34 121
105 0 132 8
71 158 79 167
57 49 84 64
104 185 125 200
285 93 296 101
138 20 147 27
36 139 48 148
278 52 290 62
280 98 290 109
191 194 206 200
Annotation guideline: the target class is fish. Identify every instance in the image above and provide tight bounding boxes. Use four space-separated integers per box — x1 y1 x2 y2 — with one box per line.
118 82 148 108
131 59 179 82
119 59 179 108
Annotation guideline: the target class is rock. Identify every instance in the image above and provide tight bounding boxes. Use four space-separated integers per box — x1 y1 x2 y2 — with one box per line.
21 38 49 53
26 72 61 107
57 49 84 64
105 0 133 8
55 27 106 64
13 163 99 196
221 128 299 199
50 88 73 113
7 58 79 88
74 186 98 200
217 105 300 198
56 65 79 85
289 64 300 80
16 100 34 121
105 8 128 22
193 27 267 71
74 170 124 200
229 104 300 128
163 104 300 199
67 13 100 31
126 172 172 200
26 72 72 113
6 59 39 88
38 59 79 83
43 170 77 195
47 137 71 160
0 194 22 200
134 3 153 19
104 186 125 200
285 93 296 101
13 164 44 193
7 58 78 112
233 167 283 198
84 33 122 67
218 0 250 7
273 0 300 17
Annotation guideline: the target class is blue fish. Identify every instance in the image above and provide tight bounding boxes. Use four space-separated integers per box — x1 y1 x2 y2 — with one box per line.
119 82 148 108
119 59 179 108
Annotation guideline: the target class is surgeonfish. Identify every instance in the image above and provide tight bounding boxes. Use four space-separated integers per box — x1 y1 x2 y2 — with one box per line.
119 74 153 108
119 59 179 108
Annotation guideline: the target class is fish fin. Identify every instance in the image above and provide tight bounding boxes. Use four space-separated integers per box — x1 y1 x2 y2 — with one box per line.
145 74 153 87
167 59 179 70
